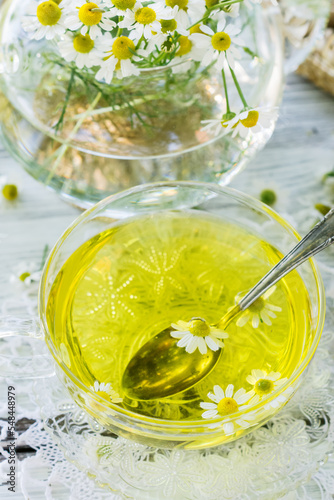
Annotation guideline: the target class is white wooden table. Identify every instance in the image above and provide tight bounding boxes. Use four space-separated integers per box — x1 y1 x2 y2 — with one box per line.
0 73 334 499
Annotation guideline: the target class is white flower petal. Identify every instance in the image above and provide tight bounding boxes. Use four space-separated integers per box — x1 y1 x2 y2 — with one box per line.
202 409 219 419
225 384 234 398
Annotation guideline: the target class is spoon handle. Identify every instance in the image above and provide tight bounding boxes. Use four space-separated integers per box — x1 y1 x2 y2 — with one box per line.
239 208 334 311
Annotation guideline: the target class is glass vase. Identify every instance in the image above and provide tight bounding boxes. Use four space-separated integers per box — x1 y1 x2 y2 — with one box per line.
0 0 283 208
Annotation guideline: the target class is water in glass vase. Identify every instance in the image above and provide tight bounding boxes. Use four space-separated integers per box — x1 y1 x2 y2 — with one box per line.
46 211 312 422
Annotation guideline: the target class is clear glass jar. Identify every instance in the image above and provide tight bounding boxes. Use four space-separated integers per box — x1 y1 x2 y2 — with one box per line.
0 1 283 208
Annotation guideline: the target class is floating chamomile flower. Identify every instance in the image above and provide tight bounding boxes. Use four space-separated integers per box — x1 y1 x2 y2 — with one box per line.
200 384 254 434
22 0 71 40
190 17 243 70
58 32 111 69
96 36 146 82
236 286 282 329
119 1 171 41
264 386 294 410
64 0 116 40
225 107 278 139
246 369 288 397
170 318 228 355
90 381 123 403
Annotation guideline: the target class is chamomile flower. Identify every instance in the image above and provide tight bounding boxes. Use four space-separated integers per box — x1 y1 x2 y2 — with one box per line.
166 32 206 73
64 0 116 40
235 286 282 329
10 261 42 287
119 2 170 41
90 381 123 403
170 318 228 355
246 370 288 397
21 0 71 40
201 111 237 137
102 0 136 18
190 17 243 70
264 386 294 410
96 36 145 82
146 18 179 52
200 384 254 434
58 32 111 69
156 0 205 35
225 107 278 139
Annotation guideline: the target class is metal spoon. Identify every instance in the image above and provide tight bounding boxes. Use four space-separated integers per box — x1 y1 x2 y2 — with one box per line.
122 208 334 401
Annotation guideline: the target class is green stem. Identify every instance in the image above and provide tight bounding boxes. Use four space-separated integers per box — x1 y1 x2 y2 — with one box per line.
229 64 248 108
221 67 230 114
54 68 75 132
40 244 50 271
45 92 102 185
116 16 123 37
70 93 164 120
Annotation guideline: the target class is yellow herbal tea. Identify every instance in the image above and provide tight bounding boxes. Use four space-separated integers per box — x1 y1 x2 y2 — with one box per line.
46 211 312 421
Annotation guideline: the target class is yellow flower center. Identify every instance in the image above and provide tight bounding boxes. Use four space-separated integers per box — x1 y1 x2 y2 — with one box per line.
73 34 95 53
160 18 177 33
112 0 136 10
189 23 205 35
249 296 265 313
19 272 31 282
211 32 231 51
166 0 188 9
2 184 18 200
78 2 102 26
95 390 111 401
36 1 61 26
112 36 135 60
254 379 274 396
176 36 192 56
241 110 259 128
135 7 156 25
217 397 239 416
189 318 210 338
206 0 219 6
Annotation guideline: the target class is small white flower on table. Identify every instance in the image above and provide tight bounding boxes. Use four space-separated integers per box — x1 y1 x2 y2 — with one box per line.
10 261 42 286
235 285 282 329
200 384 255 434
171 317 228 355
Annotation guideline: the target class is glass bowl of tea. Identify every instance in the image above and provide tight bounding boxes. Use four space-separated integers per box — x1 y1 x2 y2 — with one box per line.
40 182 325 450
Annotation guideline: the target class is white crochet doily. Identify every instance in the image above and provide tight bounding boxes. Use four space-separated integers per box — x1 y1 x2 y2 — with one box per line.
1 311 334 499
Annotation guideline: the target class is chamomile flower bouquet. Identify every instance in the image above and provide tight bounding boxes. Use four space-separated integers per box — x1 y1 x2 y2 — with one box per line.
0 0 283 206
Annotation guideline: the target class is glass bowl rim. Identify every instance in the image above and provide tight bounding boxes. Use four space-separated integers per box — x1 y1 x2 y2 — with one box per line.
38 181 326 434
